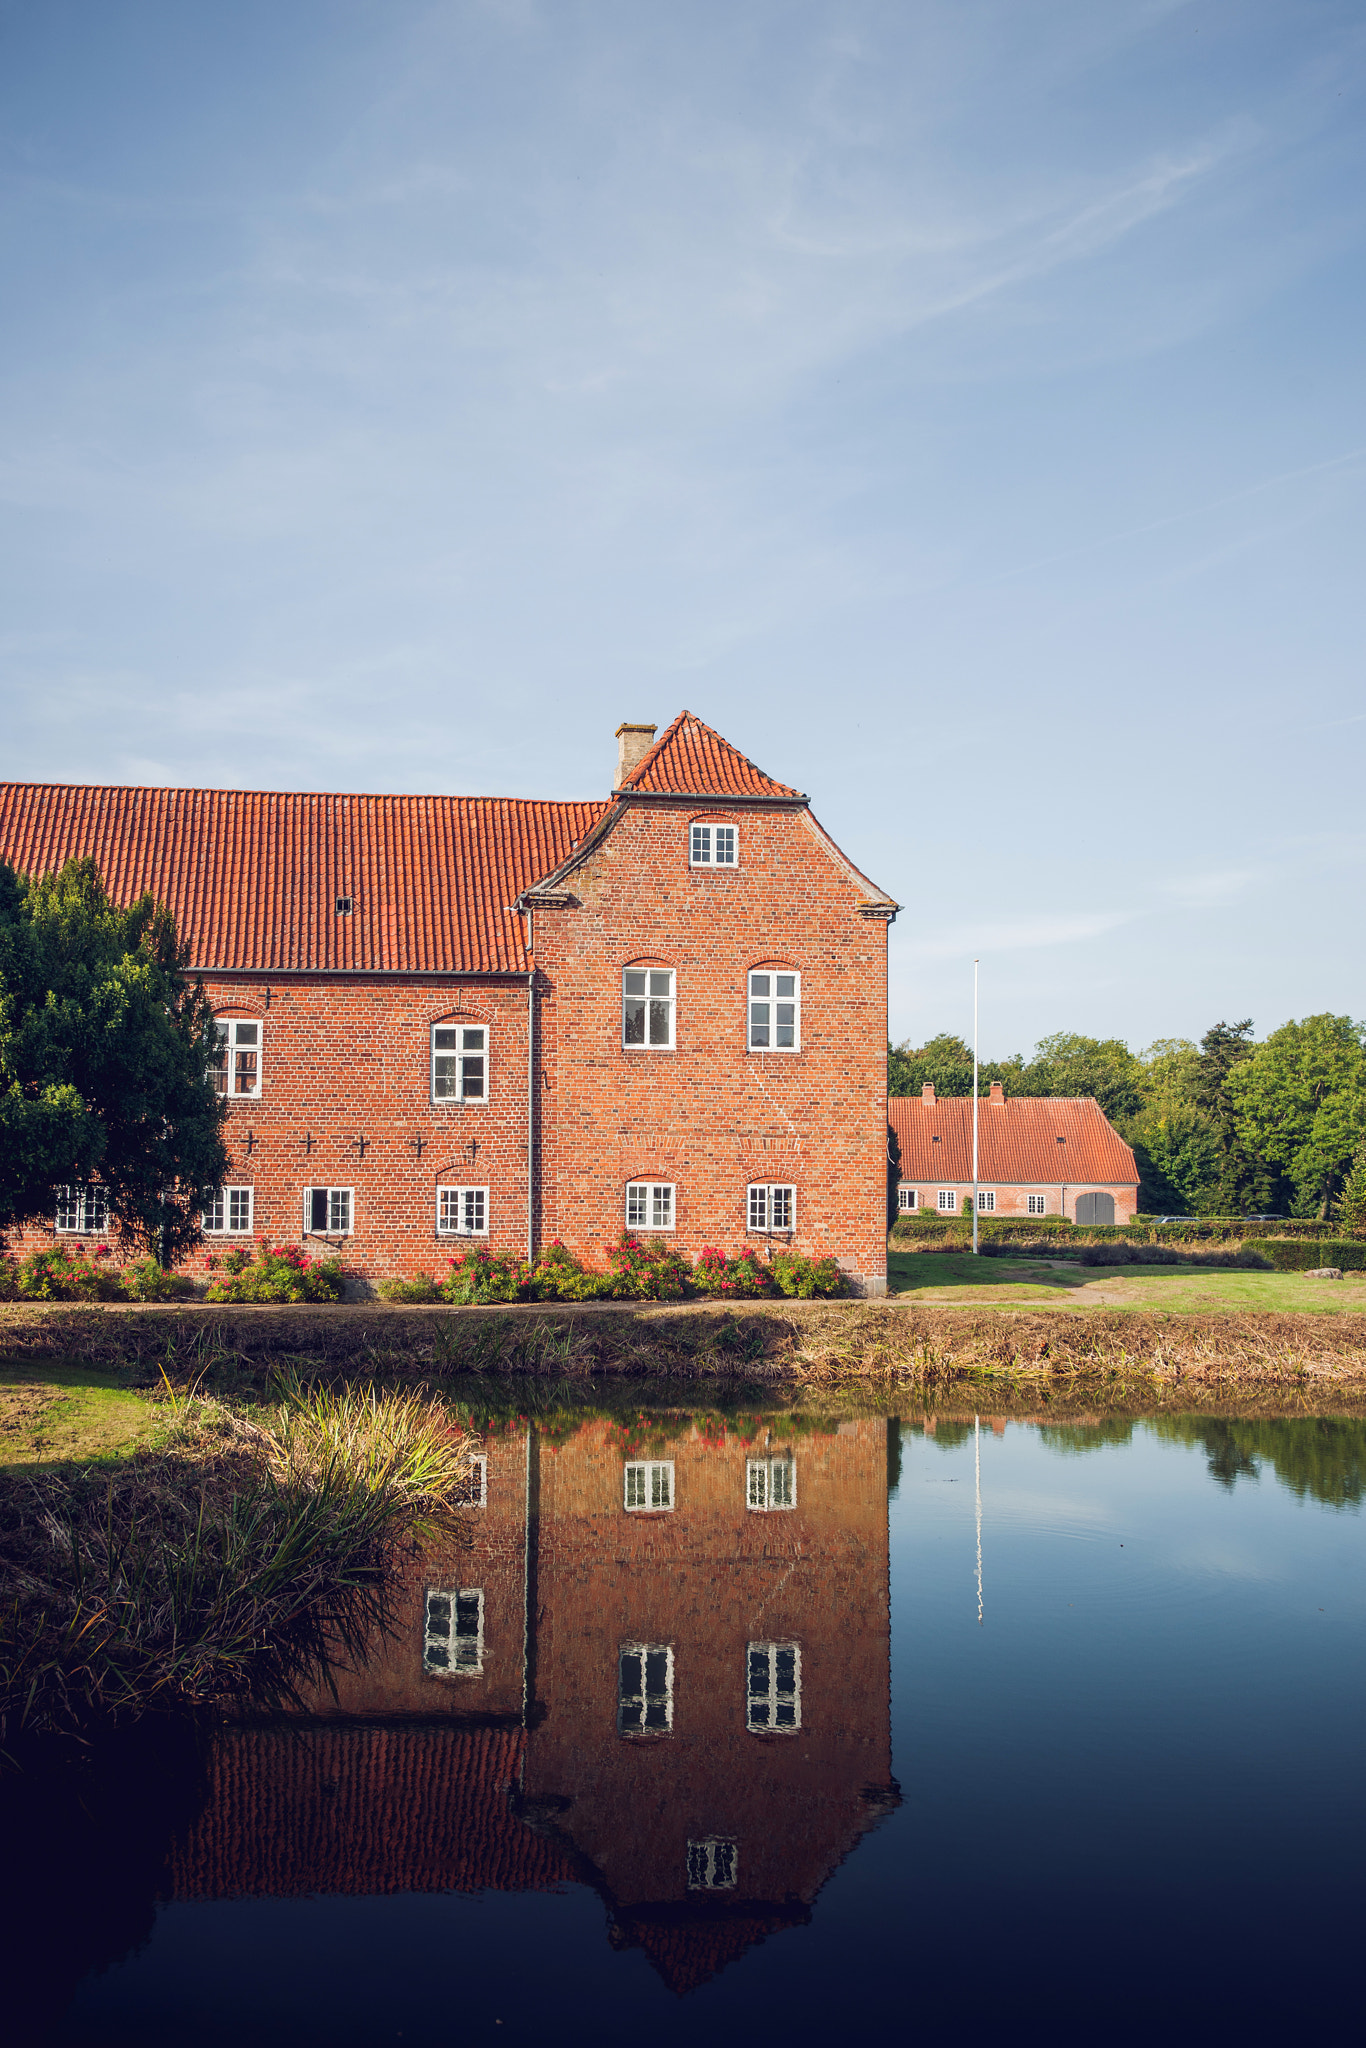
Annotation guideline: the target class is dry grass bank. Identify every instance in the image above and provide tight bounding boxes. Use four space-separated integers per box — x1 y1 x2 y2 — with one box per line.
2 1299 1365 1414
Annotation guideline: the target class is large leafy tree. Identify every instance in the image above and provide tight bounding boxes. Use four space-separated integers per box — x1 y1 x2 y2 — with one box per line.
1227 1014 1366 1219
888 1033 1028 1099
0 857 229 1259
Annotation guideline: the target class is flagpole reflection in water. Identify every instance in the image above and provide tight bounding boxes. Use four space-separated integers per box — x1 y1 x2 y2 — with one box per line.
975 1414 983 1627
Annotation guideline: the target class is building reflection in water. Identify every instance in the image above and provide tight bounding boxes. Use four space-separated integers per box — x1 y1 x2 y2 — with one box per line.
167 1415 900 1993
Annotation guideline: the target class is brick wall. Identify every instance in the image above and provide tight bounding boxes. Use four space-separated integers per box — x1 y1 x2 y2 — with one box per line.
900 1182 1139 1223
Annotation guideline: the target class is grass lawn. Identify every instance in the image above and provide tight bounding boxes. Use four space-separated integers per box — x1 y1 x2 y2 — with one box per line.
0 1360 161 1469
887 1250 1366 1315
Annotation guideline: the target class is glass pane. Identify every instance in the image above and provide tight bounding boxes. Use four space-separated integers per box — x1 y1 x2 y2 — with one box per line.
648 1000 670 1043
775 1647 796 1688
775 976 795 999
750 1005 769 1046
461 1028 484 1050
716 828 735 863
310 1189 328 1231
649 971 671 997
623 998 645 1045
433 1057 458 1096
235 1022 258 1045
645 1649 668 1693
620 1699 643 1730
434 1028 458 1050
460 1056 484 1097
625 1466 645 1508
623 971 647 996
776 1005 795 1048
651 1464 671 1509
713 1843 736 1885
233 1050 258 1092
691 826 709 861
426 1594 451 1636
772 1461 794 1506
750 974 770 997
652 1187 671 1227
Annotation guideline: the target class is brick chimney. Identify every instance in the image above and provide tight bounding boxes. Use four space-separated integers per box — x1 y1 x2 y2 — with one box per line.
921 1082 935 1105
989 1080 1005 1106
615 722 657 788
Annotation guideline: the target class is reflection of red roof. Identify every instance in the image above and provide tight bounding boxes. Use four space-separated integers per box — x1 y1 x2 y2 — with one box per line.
0 785 606 974
617 712 805 802
612 1905 808 1995
167 1726 578 1899
890 1094 1138 1186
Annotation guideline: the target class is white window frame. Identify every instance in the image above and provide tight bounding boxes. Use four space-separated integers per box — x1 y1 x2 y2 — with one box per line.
747 970 800 1052
210 1016 262 1100
618 1642 675 1735
937 1189 958 1213
621 967 675 1050
898 1185 917 1212
746 1457 796 1511
747 1641 801 1734
431 1022 488 1102
423 1586 484 1676
625 1181 675 1232
436 1185 489 1236
458 1454 487 1508
203 1186 254 1235
977 1190 995 1213
687 1839 738 1890
624 1460 675 1512
689 822 738 868
747 1183 795 1233
1027 1193 1047 1216
54 1183 109 1235
303 1186 353 1236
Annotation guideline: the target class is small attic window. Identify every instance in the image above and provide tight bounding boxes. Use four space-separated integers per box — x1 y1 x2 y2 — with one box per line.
336 896 353 916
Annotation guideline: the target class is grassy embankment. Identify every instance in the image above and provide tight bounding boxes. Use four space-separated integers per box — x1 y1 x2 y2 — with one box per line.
885 1250 1366 1313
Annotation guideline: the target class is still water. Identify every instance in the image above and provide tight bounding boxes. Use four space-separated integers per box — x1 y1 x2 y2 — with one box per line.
8 1407 1366 2044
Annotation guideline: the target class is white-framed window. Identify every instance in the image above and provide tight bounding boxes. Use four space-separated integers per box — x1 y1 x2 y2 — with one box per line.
937 1189 958 1213
748 1183 795 1233
626 1181 674 1232
432 1023 487 1101
747 1457 796 1511
898 1186 918 1212
210 1017 261 1099
304 1187 352 1235
55 1184 109 1235
203 1186 254 1235
423 1587 483 1675
459 1455 488 1508
622 968 675 1049
1027 1193 1047 1216
748 971 799 1051
624 1460 674 1512
747 1642 801 1733
687 1839 738 1890
690 822 737 867
437 1185 488 1235
618 1643 674 1735
977 1190 995 1213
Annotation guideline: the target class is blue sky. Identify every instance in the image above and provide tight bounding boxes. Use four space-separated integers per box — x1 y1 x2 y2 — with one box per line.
2 0 1363 1053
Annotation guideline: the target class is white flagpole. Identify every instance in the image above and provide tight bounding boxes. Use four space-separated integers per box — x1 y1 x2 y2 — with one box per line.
975 1413 983 1626
972 958 980 1255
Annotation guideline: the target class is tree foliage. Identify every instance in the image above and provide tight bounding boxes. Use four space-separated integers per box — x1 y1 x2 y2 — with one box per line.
0 857 229 1257
1226 1014 1366 1219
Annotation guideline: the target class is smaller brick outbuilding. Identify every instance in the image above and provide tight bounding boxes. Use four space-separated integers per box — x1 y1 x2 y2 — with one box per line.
890 1081 1139 1224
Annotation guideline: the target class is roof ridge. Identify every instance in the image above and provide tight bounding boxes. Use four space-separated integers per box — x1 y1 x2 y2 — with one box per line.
617 711 804 800
0 781 608 807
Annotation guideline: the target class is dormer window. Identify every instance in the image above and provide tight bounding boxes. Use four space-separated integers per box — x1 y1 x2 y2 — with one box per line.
690 823 737 867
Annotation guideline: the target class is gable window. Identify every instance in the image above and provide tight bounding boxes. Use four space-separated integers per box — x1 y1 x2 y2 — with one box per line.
618 1643 674 1734
437 1185 488 1235
624 1460 674 1512
432 1024 487 1101
423 1587 483 1675
687 1839 737 1890
210 1018 261 1098
622 968 674 1049
304 1187 352 1235
626 1181 674 1231
55 1184 109 1235
747 1642 801 1733
977 1190 995 1213
747 1457 796 1511
1027 1193 1047 1216
937 1190 958 1213
898 1186 918 1212
748 971 799 1051
203 1186 253 1235
748 1183 795 1233
690 823 737 867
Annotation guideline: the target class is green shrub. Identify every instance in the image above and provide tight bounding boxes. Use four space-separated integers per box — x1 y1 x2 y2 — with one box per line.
770 1249 846 1298
606 1233 692 1300
1078 1243 1270 1269
441 1248 532 1304
1253 1238 1366 1273
123 1258 198 1301
526 1241 616 1302
376 1275 442 1304
692 1246 773 1297
205 1244 345 1303
16 1244 127 1301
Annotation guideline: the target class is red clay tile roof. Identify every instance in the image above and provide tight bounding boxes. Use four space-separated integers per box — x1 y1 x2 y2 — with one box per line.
889 1094 1138 1186
166 1725 579 1900
617 711 806 801
0 784 607 974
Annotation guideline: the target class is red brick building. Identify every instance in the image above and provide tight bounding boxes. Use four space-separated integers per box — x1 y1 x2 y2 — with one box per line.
0 712 898 1292
890 1081 1139 1224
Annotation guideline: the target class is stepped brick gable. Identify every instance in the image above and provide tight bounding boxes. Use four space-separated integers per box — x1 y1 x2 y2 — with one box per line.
890 1083 1139 1223
0 712 896 1290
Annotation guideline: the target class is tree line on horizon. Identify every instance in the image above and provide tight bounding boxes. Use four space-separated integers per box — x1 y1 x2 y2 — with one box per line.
888 1019 1366 1223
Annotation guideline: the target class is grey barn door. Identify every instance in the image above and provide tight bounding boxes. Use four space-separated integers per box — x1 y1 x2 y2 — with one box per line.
1075 1192 1115 1226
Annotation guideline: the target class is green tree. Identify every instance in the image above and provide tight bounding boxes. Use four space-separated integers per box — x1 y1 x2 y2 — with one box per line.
888 1033 1028 1099
1020 1032 1143 1124
1128 1039 1221 1212
1340 1137 1366 1232
1227 1013 1366 1219
0 857 229 1258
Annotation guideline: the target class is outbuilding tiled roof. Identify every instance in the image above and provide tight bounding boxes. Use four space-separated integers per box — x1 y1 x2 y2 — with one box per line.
166 1725 578 1900
0 783 606 975
617 711 806 801
890 1093 1138 1186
